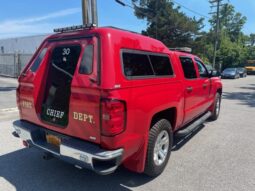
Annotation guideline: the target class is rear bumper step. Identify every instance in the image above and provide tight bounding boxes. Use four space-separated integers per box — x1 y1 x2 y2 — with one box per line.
175 111 212 137
13 120 123 175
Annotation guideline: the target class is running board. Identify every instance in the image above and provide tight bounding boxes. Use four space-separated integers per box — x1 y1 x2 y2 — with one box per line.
175 111 212 137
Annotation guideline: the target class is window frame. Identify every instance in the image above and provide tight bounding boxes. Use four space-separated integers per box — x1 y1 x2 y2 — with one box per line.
120 49 175 80
29 47 48 73
49 44 82 78
78 44 94 75
179 56 198 80
194 58 209 78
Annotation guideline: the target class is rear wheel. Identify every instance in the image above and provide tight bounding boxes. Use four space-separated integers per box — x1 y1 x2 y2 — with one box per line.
144 119 173 177
209 93 221 121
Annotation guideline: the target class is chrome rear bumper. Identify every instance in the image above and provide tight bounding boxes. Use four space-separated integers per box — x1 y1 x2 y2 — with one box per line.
13 120 123 175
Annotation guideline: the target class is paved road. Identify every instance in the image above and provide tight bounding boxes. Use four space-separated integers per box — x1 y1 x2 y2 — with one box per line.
0 76 255 191
0 77 18 121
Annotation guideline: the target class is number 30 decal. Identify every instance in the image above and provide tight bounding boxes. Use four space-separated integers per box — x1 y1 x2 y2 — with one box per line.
62 48 71 56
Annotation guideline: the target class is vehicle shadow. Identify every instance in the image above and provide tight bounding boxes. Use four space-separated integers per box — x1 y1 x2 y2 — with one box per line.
0 87 17 92
0 149 154 191
172 124 205 151
222 84 255 107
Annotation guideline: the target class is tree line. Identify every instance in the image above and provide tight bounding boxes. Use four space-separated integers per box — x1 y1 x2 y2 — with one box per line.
131 0 255 71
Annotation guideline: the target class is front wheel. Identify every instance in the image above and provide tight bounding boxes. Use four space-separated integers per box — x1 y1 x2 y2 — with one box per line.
209 93 221 121
144 119 173 177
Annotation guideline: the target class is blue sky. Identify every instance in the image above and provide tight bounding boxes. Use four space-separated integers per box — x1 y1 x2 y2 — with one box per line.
0 0 254 39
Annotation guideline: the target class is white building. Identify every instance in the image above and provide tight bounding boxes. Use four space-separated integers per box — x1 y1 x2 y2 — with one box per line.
0 34 49 54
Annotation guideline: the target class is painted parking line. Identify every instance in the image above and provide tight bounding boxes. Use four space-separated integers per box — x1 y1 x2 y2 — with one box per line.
0 107 18 113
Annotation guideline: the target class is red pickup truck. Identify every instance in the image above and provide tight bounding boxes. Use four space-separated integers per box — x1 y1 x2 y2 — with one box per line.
13 25 222 177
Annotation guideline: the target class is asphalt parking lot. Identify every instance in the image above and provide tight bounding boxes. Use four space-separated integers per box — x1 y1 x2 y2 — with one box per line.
0 76 255 191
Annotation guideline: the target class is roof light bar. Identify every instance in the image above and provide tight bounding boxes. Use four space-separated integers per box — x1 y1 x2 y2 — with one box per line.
53 24 96 33
169 47 192 53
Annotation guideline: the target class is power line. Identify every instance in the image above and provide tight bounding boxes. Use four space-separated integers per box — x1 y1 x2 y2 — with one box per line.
170 0 210 19
116 0 210 20
115 0 158 39
115 0 134 10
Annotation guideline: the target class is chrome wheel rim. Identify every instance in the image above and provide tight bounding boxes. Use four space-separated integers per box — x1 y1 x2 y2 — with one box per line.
153 130 169 166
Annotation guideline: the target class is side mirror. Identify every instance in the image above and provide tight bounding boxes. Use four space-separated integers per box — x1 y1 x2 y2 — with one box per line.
209 70 220 78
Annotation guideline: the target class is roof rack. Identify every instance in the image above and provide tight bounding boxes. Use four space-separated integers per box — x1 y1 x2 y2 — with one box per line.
169 47 192 53
103 26 140 34
53 24 96 33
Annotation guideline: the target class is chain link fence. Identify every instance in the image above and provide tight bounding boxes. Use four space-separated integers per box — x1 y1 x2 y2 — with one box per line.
0 53 33 78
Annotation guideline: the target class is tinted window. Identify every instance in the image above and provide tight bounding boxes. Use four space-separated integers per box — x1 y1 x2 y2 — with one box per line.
30 48 47 72
149 55 174 76
180 57 197 79
51 45 81 77
123 53 154 77
195 59 208 78
79 45 93 74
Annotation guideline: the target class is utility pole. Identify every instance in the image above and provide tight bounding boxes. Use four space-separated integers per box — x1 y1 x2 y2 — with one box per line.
209 0 223 69
82 0 98 26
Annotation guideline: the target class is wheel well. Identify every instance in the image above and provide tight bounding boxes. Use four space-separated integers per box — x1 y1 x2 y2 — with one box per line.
151 108 177 130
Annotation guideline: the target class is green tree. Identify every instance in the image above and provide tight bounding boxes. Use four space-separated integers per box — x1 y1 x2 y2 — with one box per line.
208 3 248 69
131 0 204 47
248 34 255 46
218 32 248 69
209 4 247 43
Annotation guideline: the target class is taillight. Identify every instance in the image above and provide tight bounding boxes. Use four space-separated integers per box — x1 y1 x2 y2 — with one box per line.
100 99 126 136
16 86 20 110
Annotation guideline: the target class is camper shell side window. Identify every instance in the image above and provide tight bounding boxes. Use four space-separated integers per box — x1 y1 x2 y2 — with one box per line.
121 49 174 79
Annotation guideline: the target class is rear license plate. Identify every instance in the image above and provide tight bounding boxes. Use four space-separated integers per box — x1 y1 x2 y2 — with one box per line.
46 134 61 147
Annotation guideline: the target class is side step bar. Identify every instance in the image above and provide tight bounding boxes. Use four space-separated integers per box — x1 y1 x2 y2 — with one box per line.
175 111 212 137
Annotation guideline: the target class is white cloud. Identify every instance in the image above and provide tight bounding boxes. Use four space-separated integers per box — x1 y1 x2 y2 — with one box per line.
0 8 81 39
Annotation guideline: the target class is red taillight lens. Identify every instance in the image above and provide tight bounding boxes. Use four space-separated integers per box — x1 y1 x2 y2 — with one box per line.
101 99 126 136
16 86 20 110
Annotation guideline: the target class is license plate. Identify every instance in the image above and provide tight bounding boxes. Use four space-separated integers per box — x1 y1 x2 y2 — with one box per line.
46 134 61 147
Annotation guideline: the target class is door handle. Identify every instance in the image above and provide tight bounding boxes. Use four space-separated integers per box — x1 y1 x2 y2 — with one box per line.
186 86 193 93
203 84 208 88
89 77 97 84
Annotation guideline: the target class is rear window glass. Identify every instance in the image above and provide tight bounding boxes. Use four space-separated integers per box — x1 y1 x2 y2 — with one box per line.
30 48 47 72
149 55 173 76
123 53 154 77
79 45 93 74
51 45 81 77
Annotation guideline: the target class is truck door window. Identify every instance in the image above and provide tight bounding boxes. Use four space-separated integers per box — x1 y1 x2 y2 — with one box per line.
123 52 154 77
195 59 208 78
149 55 174 76
30 48 47 72
79 45 93 75
180 57 197 79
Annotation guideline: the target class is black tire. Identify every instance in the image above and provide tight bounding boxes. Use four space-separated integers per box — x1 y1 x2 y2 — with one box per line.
209 93 221 121
144 119 173 177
